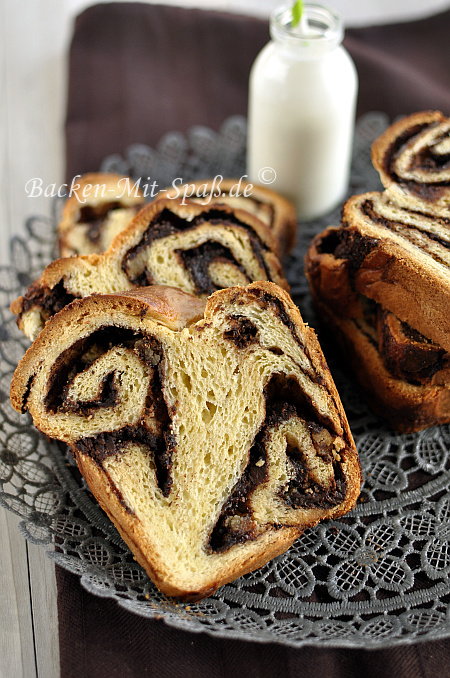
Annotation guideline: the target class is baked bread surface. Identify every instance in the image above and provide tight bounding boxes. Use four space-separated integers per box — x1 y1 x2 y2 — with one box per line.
12 199 288 341
11 282 360 600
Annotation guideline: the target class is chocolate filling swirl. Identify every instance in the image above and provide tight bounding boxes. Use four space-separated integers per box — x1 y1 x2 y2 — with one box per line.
121 207 272 294
44 326 175 498
209 373 347 552
382 120 450 200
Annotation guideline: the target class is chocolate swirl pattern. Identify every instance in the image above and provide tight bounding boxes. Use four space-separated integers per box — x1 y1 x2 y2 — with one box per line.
306 111 450 432
307 193 450 351
372 110 450 210
59 175 296 258
10 283 360 600
164 179 297 254
12 199 288 341
345 192 450 270
58 173 145 257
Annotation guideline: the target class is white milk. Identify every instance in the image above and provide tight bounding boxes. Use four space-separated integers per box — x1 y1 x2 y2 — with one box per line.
248 4 358 220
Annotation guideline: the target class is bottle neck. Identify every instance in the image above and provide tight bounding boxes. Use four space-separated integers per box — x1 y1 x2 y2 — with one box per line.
270 3 343 60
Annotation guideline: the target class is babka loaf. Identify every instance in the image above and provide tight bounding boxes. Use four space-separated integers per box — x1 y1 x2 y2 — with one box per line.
164 179 297 254
372 110 450 213
321 192 450 350
305 111 450 432
10 282 361 600
58 173 145 257
12 199 287 341
306 193 450 432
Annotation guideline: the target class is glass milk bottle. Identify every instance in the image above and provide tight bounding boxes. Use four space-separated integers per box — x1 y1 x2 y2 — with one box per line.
247 4 357 220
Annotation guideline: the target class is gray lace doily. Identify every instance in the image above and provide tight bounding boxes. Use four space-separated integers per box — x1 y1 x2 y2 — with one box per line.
1 113 450 648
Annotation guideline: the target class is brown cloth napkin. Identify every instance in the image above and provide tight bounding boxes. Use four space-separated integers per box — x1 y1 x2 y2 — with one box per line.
57 567 450 678
60 3 450 676
65 2 450 180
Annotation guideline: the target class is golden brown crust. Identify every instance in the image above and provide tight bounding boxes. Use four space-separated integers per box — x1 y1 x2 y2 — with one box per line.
304 226 360 317
76 440 359 600
378 310 449 386
163 179 297 255
119 286 206 330
306 234 450 432
307 213 450 353
312 300 450 433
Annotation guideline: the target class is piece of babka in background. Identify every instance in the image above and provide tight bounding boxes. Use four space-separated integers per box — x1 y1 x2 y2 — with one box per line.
59 174 297 258
372 110 450 213
10 282 361 600
58 173 145 257
164 179 297 255
306 111 450 433
12 199 288 340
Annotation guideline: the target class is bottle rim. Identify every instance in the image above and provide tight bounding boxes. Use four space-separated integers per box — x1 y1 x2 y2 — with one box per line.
270 3 343 55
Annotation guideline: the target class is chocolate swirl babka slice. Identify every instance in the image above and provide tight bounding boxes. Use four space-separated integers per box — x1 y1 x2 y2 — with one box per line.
11 283 360 600
372 110 450 212
12 199 287 341
164 179 297 254
331 191 449 350
306 207 450 431
58 173 145 257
